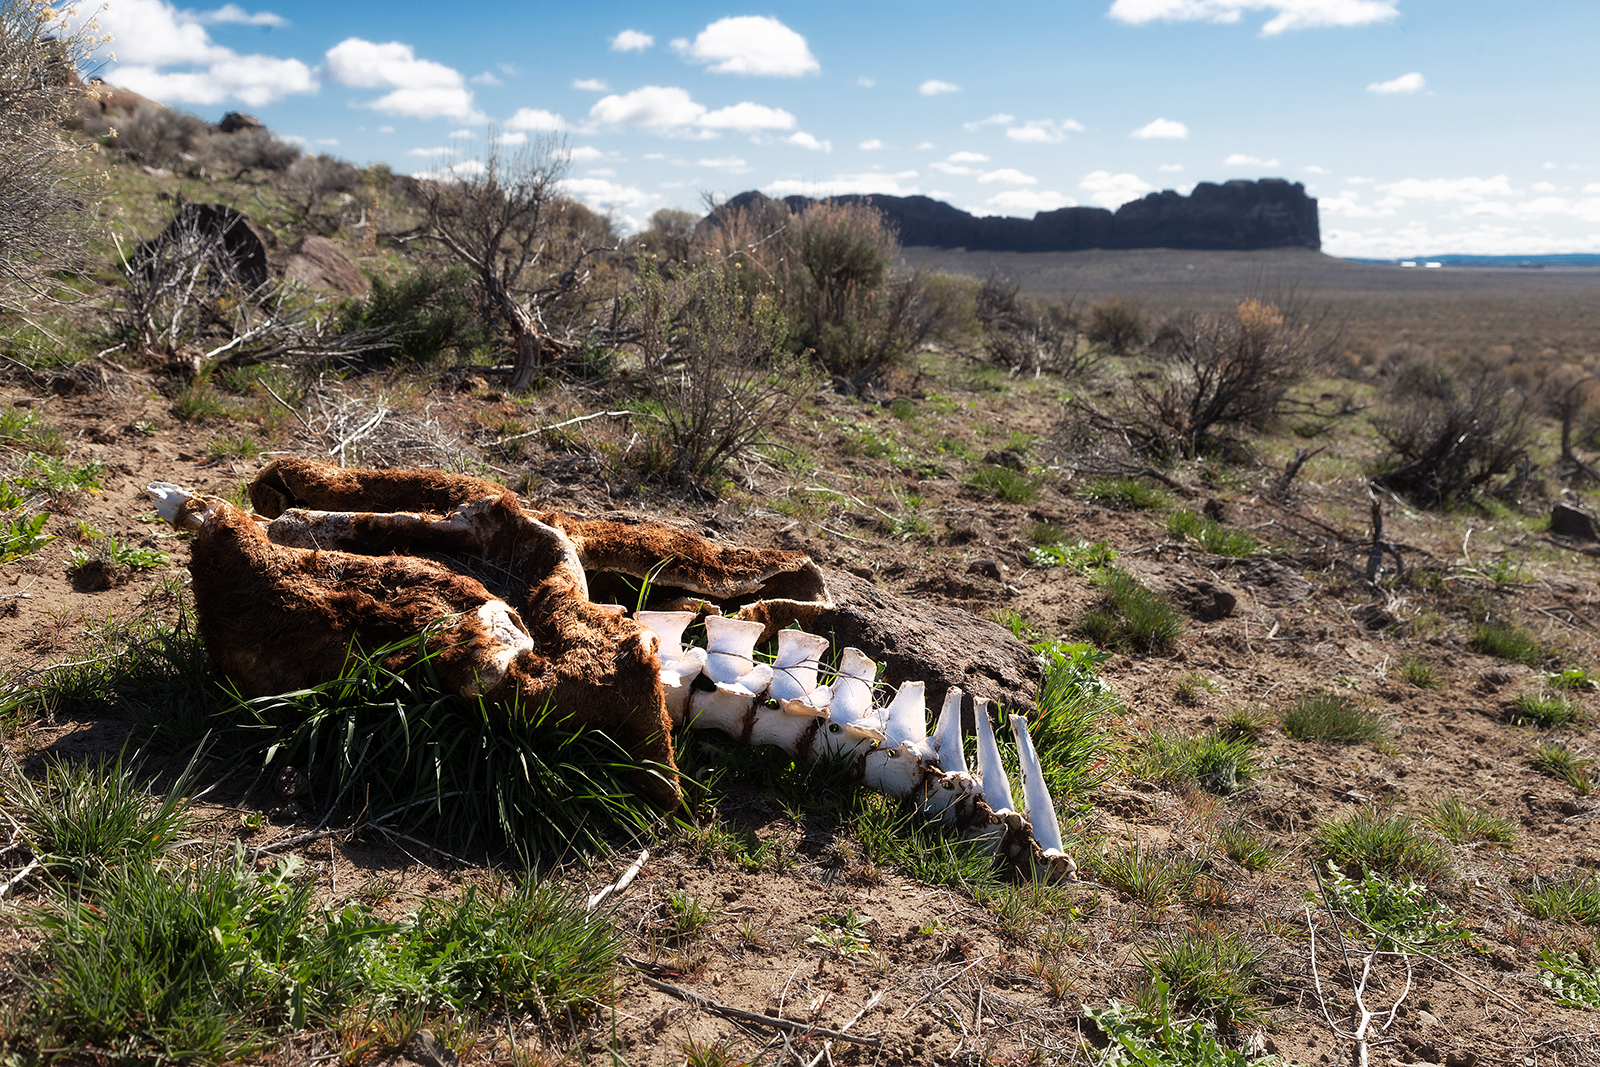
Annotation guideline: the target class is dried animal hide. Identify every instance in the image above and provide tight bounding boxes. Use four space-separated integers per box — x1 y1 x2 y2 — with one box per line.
149 458 1071 878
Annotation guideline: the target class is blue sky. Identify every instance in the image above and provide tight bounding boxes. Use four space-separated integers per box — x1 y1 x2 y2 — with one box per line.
79 0 1600 257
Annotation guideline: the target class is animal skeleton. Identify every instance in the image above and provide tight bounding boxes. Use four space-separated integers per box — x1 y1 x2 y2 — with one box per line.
148 457 1071 879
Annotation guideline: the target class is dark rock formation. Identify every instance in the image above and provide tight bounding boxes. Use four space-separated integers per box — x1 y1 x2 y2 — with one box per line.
1550 502 1598 542
213 112 265 134
135 203 272 289
723 179 1320 252
283 235 369 297
815 569 1040 721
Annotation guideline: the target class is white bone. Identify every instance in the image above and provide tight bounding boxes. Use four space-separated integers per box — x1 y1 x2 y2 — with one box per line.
768 630 832 712
749 701 823 752
689 685 756 735
974 699 1016 814
931 687 968 774
702 616 765 687
863 741 929 797
829 647 877 724
146 482 218 532
637 611 695 661
882 681 928 752
659 646 706 724
1010 714 1065 855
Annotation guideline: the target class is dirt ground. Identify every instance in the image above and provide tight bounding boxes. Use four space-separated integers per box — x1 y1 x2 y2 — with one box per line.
4 282 1600 1066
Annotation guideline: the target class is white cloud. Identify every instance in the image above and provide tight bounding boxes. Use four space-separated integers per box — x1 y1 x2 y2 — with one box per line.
316 137 338 146
698 156 751 173
561 177 660 231
856 76 876 88
610 30 654 53
1585 183 1600 194
470 71 503 86
1377 175 1515 204
1006 119 1083 144
700 101 797 131
948 151 990 163
1533 181 1558 193
1348 176 1375 183
980 189 1076 215
111 54 317 107
930 162 976 176
963 113 1015 131
1131 117 1188 139
1304 164 1328 174
1159 163 1185 172
569 145 604 162
324 38 482 121
978 168 1037 186
378 125 395 133
675 16 819 77
1079 170 1155 208
505 108 570 132
588 86 795 137
447 128 472 139
1224 153 1280 167
859 138 883 150
763 171 921 197
1108 0 1400 36
1368 71 1424 94
920 79 961 96
406 146 453 157
916 141 936 150
573 77 608 91
196 4 288 28
499 131 527 145
412 158 486 181
786 131 831 151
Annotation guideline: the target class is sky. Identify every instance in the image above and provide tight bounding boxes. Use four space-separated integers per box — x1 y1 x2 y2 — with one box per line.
74 0 1600 258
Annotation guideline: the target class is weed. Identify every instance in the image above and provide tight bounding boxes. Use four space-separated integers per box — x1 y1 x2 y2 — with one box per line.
1470 620 1547 667
1400 658 1439 688
1318 863 1469 951
1422 795 1518 847
206 432 261 461
989 607 1044 643
888 396 917 421
14 453 104 498
1515 874 1600 925
1080 568 1184 652
852 792 1000 892
983 881 1073 943
666 890 712 942
1545 667 1598 691
680 1036 750 1067
1313 810 1453 883
676 819 790 873
1174 672 1221 704
1281 691 1387 745
69 536 170 576
1 510 53 564
1218 706 1273 742
1084 978 1277 1066
1531 742 1594 793
1028 641 1122 799
967 464 1041 503
1166 509 1258 556
1510 691 1589 729
1136 927 1265 1030
1134 730 1259 796
1077 476 1170 510
1028 538 1117 571
1092 839 1203 906
1539 948 1600 1009
1029 520 1068 545
805 909 873 958
1217 822 1279 872
172 379 229 422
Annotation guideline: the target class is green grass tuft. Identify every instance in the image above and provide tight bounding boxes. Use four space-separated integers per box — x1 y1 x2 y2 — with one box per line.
1166 509 1258 556
1091 839 1203 907
1077 476 1170 510
1530 741 1594 794
1400 658 1439 689
1422 794 1517 847
1027 538 1117 571
1282 691 1387 745
1312 810 1453 883
1080 568 1185 651
1217 821 1279 872
1134 730 1259 796
1510 691 1589 729
1470 620 1547 667
1135 927 1265 1031
966 464 1041 503
1516 873 1600 925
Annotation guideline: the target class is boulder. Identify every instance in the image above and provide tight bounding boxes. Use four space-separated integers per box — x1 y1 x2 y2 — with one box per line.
812 569 1040 720
1550 501 1598 542
283 235 369 297
136 203 272 289
213 111 264 134
82 78 163 116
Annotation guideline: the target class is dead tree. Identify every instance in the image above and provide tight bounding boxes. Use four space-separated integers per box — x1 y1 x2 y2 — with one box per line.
410 134 609 389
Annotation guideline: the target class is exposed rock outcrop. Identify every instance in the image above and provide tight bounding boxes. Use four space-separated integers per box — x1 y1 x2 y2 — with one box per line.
283 235 369 297
213 112 264 134
723 179 1320 252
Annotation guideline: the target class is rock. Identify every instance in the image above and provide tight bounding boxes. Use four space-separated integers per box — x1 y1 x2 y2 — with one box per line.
283 235 370 297
982 449 1027 471
82 77 164 116
722 178 1320 253
1203 497 1232 523
213 111 264 134
967 558 1004 582
407 1030 459 1067
136 203 273 289
813 569 1040 718
1417 1010 1442 1028
1218 556 1312 605
1550 501 1598 541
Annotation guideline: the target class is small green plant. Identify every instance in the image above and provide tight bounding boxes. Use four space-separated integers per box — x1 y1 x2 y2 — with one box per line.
1218 706 1272 742
14 453 104 497
680 1036 750 1067
967 464 1041 503
805 909 873 958
1166 509 1258 556
1317 863 1469 951
666 889 712 942
1281 691 1387 745
1136 927 1265 1031
1422 794 1517 847
1135 730 1259 796
206 432 261 461
69 536 170 575
1028 538 1117 571
1539 947 1600 1009
1217 821 1279 872
1077 475 1170 510
1080 568 1185 651
1173 672 1221 704
989 607 1044 642
1084 978 1279 1066
1029 520 1068 544
1 509 53 564
1400 658 1439 688
1470 620 1546 667
1312 810 1452 883
1510 691 1589 729
1545 667 1598 691
172 379 229 422
851 792 1001 892
1531 741 1595 793
1092 839 1203 906
1516 873 1600 925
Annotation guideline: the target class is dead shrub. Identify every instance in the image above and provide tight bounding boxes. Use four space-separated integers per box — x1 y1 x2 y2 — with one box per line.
280 154 363 233
1372 363 1534 506
975 275 1091 379
1086 296 1147 354
90 104 210 168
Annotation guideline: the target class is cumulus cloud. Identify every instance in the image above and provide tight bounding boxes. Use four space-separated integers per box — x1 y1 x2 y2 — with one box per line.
963 113 1015 131
1159 163 1185 172
1367 71 1424 94
610 30 654 52
572 77 608 91
764 171 921 197
406 146 452 157
856 76 876 87
920 79 961 96
196 4 288 27
470 71 503 86
588 86 795 137
1378 175 1515 204
698 156 751 173
561 177 660 232
786 132 831 151
1131 117 1188 139
930 163 975 176
1304 164 1328 174
1007 119 1084 143
569 145 605 162
675 16 819 76
81 0 315 105
411 158 486 180
980 189 1076 215
325 38 482 121
505 108 569 132
978 168 1037 185
1108 0 1400 36
1224 153 1280 167
949 151 990 163
859 138 883 150
1079 170 1155 208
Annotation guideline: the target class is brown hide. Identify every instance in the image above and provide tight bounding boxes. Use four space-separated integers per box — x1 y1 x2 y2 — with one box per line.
252 457 508 517
183 494 678 805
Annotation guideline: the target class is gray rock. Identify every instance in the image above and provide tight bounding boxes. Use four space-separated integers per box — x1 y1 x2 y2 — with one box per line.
1551 501 1598 541
283 235 369 297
